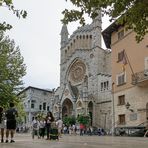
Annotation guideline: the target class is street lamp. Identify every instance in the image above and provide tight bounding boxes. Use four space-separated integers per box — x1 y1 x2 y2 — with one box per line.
125 102 134 112
125 102 130 109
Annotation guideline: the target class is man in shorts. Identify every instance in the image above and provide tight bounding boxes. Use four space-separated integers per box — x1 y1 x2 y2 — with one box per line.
5 102 18 143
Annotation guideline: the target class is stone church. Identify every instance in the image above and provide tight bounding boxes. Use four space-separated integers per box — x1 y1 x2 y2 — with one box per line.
53 13 112 131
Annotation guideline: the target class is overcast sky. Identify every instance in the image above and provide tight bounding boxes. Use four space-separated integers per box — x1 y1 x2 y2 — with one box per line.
0 0 110 90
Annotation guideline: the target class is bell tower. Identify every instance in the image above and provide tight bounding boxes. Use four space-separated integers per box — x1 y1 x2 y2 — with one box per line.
91 10 102 48
60 24 69 48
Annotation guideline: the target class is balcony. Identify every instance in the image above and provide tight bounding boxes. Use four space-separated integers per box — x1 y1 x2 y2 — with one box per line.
132 69 148 86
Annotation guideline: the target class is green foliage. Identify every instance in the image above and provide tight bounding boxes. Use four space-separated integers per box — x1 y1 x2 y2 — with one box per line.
62 0 148 42
15 101 26 124
36 112 46 120
63 116 76 126
0 0 27 31
0 31 26 106
77 114 90 126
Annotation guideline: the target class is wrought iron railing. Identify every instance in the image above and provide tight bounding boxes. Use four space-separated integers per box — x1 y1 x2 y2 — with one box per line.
132 69 148 85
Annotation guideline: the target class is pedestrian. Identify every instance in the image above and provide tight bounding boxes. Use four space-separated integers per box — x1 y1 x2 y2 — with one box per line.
31 116 40 139
45 111 54 140
0 107 5 143
5 102 18 143
63 125 67 135
68 125 72 135
72 124 76 135
39 118 46 139
56 117 63 138
79 124 84 136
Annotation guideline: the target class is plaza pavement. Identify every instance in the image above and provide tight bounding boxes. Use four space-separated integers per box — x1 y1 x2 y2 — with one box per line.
0 133 148 148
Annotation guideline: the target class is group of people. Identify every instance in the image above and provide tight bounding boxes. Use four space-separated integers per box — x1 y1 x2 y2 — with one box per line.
0 102 18 143
31 111 54 140
31 114 64 140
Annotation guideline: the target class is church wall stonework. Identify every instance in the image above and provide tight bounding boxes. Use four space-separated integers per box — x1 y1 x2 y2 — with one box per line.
54 12 112 131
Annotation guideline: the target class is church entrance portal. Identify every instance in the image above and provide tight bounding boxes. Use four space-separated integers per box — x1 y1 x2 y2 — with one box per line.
62 98 73 118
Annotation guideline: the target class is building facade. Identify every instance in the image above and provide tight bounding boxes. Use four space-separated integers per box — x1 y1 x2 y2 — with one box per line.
53 13 112 131
19 86 54 126
102 22 148 130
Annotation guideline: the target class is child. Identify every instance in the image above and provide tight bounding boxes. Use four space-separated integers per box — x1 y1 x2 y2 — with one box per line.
0 107 5 143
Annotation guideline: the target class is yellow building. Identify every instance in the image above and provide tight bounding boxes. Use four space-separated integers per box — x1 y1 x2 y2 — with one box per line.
102 22 148 131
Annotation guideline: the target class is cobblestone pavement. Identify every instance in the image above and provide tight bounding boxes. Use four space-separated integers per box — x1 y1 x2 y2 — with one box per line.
0 134 148 148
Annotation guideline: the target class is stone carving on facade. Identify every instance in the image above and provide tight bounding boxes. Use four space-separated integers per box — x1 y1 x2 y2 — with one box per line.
64 89 69 96
90 53 94 59
68 81 79 101
69 60 86 85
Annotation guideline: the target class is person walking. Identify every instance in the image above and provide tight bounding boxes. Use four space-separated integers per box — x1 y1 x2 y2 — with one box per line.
0 107 5 143
56 117 63 138
72 124 77 135
5 102 18 143
45 111 54 140
80 124 85 136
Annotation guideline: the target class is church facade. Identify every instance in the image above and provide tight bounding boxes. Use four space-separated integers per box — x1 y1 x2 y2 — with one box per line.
53 13 112 131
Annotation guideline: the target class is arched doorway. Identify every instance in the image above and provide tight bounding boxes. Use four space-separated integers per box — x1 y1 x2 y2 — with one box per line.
88 101 93 126
62 98 73 118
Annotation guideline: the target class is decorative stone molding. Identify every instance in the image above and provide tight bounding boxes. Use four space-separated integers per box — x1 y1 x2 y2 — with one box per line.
69 60 86 85
64 89 69 96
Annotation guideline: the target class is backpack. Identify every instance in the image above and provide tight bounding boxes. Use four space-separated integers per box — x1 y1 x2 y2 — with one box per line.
6 108 17 120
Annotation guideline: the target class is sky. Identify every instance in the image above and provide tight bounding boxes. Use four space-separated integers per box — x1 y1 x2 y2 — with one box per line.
0 0 110 90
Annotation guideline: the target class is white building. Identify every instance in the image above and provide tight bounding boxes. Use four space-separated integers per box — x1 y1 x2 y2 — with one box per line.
18 86 54 126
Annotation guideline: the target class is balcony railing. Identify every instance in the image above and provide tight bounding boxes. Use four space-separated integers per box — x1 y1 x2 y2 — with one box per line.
132 69 148 86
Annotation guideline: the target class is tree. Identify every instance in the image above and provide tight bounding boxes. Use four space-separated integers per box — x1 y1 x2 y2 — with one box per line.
62 0 148 42
0 0 27 31
0 31 26 106
77 114 90 126
15 101 26 125
63 116 76 126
